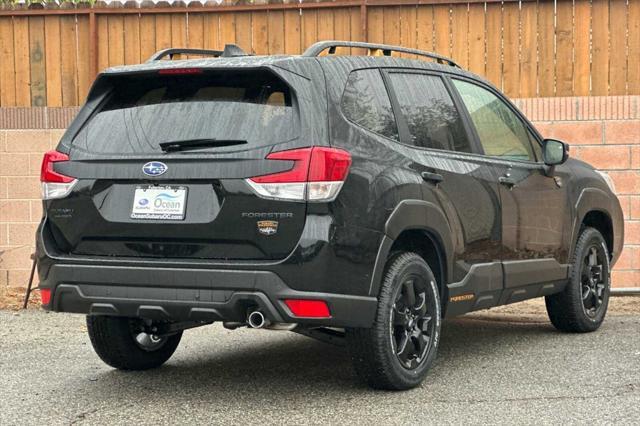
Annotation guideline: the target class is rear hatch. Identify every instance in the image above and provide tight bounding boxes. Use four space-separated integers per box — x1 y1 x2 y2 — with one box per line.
43 65 324 261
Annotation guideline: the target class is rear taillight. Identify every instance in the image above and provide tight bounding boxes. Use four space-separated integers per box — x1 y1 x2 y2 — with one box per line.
40 150 77 200
246 147 351 202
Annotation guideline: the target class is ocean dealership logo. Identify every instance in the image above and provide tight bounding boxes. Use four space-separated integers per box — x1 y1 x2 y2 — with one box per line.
153 192 181 209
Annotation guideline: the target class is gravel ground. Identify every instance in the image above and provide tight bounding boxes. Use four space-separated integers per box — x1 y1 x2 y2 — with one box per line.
1 302 639 425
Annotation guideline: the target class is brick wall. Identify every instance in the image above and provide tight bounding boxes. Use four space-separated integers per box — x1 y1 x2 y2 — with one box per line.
0 97 639 294
512 96 640 288
0 128 66 296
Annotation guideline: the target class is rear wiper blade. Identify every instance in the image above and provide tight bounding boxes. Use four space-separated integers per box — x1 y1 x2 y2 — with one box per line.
159 138 247 152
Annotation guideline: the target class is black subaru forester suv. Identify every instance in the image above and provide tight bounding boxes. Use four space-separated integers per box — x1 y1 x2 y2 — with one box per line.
36 41 624 390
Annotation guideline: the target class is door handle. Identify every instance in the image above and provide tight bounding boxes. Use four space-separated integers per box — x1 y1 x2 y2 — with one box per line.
499 175 517 188
421 171 444 184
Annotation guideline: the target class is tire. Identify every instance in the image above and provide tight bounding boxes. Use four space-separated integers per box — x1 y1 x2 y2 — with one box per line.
545 227 611 333
346 252 441 390
86 316 182 370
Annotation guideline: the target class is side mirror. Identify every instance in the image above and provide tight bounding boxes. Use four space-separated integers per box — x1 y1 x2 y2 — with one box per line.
542 139 569 166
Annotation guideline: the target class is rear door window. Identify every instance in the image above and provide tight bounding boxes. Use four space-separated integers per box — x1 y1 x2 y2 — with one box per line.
71 69 298 156
341 69 399 140
387 72 473 153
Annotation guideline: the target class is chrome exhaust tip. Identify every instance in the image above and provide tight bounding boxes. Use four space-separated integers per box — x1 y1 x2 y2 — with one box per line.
247 310 267 329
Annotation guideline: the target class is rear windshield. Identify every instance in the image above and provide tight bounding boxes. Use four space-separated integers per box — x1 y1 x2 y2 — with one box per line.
71 69 298 156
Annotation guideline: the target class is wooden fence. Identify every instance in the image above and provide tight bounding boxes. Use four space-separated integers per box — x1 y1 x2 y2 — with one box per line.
0 0 638 107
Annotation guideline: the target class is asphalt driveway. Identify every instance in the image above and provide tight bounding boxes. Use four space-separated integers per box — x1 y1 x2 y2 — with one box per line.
1 303 639 425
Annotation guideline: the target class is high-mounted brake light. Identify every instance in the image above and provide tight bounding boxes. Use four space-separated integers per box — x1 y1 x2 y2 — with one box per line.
246 147 351 202
40 150 77 200
158 68 203 75
284 299 331 318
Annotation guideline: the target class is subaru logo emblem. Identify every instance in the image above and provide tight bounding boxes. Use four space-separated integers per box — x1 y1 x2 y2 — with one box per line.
142 161 167 177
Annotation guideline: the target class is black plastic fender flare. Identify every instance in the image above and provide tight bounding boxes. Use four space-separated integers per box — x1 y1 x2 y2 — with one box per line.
570 187 622 264
368 200 454 297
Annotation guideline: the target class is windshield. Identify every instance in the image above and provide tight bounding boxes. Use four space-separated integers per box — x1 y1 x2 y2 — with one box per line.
71 70 298 156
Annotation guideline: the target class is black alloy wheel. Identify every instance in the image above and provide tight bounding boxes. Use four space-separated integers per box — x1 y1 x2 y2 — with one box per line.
581 245 608 318
391 276 436 370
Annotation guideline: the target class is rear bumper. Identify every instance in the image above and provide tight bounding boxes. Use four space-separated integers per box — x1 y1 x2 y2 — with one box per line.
40 263 377 328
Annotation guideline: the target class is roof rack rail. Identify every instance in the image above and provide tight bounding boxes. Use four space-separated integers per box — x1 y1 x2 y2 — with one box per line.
302 40 460 68
146 44 249 62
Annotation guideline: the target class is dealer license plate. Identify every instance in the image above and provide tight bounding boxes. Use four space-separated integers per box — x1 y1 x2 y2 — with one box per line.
131 186 187 220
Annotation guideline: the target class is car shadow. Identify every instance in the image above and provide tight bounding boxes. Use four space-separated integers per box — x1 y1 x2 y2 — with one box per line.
84 314 561 398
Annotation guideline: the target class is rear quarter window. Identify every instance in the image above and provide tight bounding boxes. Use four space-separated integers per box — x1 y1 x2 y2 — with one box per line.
340 69 398 141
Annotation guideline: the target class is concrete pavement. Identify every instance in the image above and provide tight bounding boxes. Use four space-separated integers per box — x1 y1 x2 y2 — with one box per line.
1 308 639 425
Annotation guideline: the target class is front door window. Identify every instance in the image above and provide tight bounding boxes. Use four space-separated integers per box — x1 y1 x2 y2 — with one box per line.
453 79 538 162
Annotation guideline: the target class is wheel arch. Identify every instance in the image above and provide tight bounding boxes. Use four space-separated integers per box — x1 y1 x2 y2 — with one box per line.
389 229 446 293
369 200 454 308
581 210 613 258
572 188 619 262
